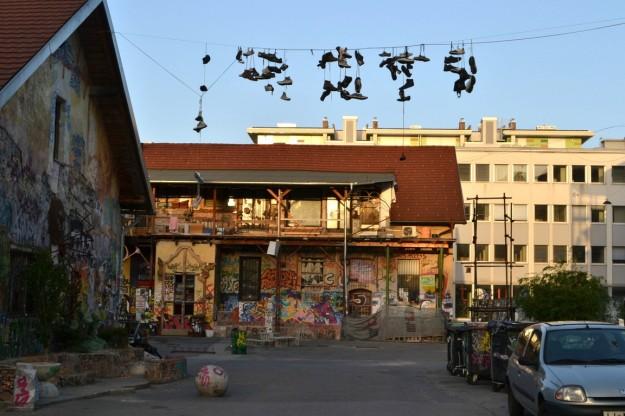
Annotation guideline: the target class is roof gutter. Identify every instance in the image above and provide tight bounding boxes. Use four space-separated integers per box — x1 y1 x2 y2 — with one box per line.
0 0 103 110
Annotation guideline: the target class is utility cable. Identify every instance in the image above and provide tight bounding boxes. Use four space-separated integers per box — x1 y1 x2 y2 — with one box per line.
112 18 625 51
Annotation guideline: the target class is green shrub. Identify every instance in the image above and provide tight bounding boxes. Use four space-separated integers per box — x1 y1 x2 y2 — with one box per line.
98 326 129 349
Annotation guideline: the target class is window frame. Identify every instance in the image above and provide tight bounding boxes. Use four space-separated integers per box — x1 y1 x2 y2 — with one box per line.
571 165 586 183
591 205 605 223
534 164 548 183
612 166 625 184
475 164 490 182
613 206 625 223
591 246 605 264
553 165 567 183
613 247 625 264
494 164 508 182
514 245 527 263
239 256 261 301
456 244 470 261
534 204 548 222
591 165 604 183
553 245 567 263
534 245 548 263
513 164 528 182
475 203 490 221
572 245 586 264
553 205 567 222
475 244 489 262
458 164 471 181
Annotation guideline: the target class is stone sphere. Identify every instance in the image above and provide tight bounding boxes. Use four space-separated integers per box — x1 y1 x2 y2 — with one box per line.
195 365 228 397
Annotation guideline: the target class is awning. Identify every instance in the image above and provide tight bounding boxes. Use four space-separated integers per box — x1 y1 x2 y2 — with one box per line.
148 169 396 186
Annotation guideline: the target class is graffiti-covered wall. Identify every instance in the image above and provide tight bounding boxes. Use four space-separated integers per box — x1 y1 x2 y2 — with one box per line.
0 33 123 317
215 246 453 339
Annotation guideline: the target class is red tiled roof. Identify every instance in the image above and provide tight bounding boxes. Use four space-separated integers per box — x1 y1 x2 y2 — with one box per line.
142 143 465 224
0 0 87 90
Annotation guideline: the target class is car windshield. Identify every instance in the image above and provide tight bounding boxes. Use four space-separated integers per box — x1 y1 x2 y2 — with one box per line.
544 328 625 365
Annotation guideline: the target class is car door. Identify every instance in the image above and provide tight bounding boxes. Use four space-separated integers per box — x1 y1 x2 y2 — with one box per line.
517 329 543 413
508 328 532 408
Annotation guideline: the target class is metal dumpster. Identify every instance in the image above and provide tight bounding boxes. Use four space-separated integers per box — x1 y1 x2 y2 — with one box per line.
462 322 491 384
445 321 472 376
488 320 531 391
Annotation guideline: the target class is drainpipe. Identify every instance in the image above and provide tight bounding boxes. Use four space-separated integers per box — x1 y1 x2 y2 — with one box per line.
343 183 353 317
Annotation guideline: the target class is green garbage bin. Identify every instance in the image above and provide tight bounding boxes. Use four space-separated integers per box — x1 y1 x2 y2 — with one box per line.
231 328 247 354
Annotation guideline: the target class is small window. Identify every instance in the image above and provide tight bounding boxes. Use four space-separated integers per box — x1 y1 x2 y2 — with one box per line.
534 165 548 182
512 204 527 221
553 245 567 263
458 164 471 181
534 245 548 263
513 164 527 182
591 246 605 264
553 205 567 222
591 166 604 183
301 258 324 286
613 166 625 184
239 257 261 301
464 203 471 221
572 246 585 263
53 96 66 162
572 165 585 183
534 205 548 222
476 164 490 182
591 206 605 223
456 244 470 261
494 204 506 221
476 204 489 221
553 165 567 182
495 164 508 182
614 206 625 223
494 244 507 261
476 244 489 261
514 245 527 262
614 247 625 264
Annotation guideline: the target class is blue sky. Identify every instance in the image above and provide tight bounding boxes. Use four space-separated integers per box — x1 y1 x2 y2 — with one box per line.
106 0 625 147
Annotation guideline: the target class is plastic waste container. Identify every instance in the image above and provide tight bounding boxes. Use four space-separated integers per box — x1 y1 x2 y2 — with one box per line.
446 321 472 376
462 322 491 384
488 320 531 391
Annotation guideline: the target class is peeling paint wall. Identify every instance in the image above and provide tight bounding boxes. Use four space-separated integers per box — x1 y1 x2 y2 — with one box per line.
0 33 123 318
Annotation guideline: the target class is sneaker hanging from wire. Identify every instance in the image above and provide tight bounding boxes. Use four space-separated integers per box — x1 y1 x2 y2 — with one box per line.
379 50 391 57
320 89 332 101
202 54 211 64
397 89 410 102
469 56 477 74
264 83 274 94
242 48 254 57
465 75 476 93
415 44 430 62
280 91 291 101
277 76 293 86
444 56 462 64
449 42 465 55
236 47 243 64
355 50 365 66
453 78 466 97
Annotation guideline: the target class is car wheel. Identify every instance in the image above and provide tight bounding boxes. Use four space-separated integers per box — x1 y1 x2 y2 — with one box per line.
507 386 524 416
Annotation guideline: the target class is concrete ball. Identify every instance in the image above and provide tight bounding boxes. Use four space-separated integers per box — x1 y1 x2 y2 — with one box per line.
195 365 228 397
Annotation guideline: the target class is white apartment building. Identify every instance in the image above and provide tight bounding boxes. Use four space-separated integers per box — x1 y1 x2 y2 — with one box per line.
248 116 625 317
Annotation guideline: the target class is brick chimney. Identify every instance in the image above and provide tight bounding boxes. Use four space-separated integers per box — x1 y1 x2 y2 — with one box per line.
458 118 466 130
508 118 517 129
322 117 329 129
372 117 379 129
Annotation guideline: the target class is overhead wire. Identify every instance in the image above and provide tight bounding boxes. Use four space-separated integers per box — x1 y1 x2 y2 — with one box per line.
112 17 625 51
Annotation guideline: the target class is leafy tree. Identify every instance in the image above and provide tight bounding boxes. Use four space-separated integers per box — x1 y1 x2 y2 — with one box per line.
23 250 69 351
516 265 609 322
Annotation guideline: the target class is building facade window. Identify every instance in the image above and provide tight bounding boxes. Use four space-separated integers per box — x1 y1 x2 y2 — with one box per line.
534 204 548 222
495 164 508 182
514 245 527 262
534 165 548 182
572 165 585 183
612 166 625 184
553 205 567 222
456 244 470 261
613 206 625 223
458 164 471 181
52 96 66 162
476 204 489 221
476 244 489 261
591 246 605 264
512 204 527 221
613 247 625 264
553 165 567 182
553 245 567 263
476 164 490 182
572 246 585 263
513 164 527 182
591 166 604 183
494 244 507 261
464 203 471 221
239 257 261 301
591 205 605 223
534 245 548 263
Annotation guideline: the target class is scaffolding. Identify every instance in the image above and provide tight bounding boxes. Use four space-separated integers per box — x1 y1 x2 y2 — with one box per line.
467 193 518 322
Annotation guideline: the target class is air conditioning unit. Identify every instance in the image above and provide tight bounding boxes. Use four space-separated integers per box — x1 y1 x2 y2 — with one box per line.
401 226 418 237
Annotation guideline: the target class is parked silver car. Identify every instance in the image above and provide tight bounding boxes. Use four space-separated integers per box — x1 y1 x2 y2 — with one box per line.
507 322 625 416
